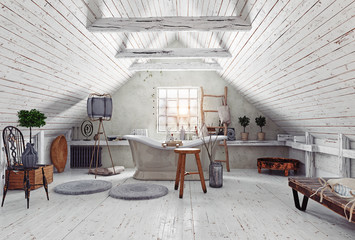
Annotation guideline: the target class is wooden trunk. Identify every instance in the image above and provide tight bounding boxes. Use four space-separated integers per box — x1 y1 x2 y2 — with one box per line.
257 157 299 176
7 165 54 190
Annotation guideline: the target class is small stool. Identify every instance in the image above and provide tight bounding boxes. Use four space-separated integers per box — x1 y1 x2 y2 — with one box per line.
174 148 207 198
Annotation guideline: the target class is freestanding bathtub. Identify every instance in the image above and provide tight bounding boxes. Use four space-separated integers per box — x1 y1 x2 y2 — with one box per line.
124 135 227 180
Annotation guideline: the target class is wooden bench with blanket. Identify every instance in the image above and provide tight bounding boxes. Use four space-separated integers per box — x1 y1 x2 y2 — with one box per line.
288 177 355 223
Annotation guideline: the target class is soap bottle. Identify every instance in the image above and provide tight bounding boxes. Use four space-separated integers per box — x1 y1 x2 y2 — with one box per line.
180 126 185 140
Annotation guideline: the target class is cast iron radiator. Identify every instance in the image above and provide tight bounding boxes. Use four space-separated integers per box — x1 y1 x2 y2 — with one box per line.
70 146 102 168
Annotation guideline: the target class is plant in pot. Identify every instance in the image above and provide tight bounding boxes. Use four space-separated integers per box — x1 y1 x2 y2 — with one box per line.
18 109 47 168
238 115 250 141
200 124 223 188
255 115 266 141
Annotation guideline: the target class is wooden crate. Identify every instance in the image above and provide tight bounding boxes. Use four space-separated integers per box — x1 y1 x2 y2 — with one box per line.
7 165 54 190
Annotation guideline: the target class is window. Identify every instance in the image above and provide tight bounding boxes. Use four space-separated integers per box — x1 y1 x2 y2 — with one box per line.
157 87 198 132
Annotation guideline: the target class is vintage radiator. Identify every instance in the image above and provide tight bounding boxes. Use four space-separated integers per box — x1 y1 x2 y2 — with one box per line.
70 146 102 168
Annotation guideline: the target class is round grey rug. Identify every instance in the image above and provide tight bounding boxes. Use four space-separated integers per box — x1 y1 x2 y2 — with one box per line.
54 180 112 195
109 183 168 200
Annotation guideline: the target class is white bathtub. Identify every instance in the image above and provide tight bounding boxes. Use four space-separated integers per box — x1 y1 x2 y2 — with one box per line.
124 135 227 180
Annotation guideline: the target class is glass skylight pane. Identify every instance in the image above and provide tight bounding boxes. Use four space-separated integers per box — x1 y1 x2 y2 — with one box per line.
190 117 198 126
158 117 166 131
167 117 177 131
167 89 177 98
179 89 189 98
159 107 166 115
159 89 166 98
190 107 198 115
190 89 197 98
167 100 177 114
159 99 166 108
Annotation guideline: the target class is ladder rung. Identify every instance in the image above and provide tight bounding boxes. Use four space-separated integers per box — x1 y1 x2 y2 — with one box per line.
203 94 225 98
215 160 226 162
203 110 218 112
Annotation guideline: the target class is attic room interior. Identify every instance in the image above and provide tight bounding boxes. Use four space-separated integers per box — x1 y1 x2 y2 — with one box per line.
0 0 354 239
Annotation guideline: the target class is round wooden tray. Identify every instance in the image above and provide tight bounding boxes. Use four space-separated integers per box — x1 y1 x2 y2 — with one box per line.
51 135 68 173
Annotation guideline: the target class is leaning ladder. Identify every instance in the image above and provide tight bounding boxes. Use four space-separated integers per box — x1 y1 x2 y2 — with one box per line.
200 86 230 172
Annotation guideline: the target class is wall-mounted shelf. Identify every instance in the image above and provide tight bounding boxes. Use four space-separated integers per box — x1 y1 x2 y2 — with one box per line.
70 140 129 146
226 140 285 147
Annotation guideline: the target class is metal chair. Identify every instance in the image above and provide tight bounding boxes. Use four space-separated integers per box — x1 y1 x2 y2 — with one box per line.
1 126 49 208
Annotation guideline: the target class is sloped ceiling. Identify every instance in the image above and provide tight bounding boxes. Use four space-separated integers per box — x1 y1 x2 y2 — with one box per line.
0 0 353 140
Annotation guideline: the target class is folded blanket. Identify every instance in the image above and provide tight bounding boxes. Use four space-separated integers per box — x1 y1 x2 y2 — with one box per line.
89 166 125 176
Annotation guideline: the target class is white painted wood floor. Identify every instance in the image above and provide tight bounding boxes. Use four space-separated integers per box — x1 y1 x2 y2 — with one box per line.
0 169 354 240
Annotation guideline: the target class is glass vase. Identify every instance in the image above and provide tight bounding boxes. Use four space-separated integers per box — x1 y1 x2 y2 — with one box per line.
209 162 223 188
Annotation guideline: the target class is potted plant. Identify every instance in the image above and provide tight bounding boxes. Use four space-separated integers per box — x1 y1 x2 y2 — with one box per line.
18 109 47 144
255 115 266 140
238 115 250 141
18 109 46 168
200 125 223 188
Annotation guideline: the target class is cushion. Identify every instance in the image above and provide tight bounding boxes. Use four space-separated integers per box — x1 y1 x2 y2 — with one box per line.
311 178 355 222
89 166 125 176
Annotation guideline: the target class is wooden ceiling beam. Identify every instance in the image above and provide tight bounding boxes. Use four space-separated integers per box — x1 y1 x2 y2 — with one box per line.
115 48 231 58
88 16 251 32
129 62 222 71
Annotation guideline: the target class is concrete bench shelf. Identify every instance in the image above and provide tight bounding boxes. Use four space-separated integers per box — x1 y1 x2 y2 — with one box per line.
226 140 285 147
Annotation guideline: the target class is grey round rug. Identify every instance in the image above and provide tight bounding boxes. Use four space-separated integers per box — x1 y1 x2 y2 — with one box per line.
109 183 168 200
54 180 112 195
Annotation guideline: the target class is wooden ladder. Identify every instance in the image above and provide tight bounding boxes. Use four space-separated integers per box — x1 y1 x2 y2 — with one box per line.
200 86 230 172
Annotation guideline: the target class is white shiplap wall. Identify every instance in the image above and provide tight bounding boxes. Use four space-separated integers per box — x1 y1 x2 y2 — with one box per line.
0 1 354 145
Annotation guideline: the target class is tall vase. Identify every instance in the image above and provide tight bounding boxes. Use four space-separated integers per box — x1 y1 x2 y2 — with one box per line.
209 162 223 188
22 143 38 168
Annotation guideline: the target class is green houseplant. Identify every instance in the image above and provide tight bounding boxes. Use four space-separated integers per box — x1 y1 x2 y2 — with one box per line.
238 115 250 140
255 115 266 140
18 109 47 144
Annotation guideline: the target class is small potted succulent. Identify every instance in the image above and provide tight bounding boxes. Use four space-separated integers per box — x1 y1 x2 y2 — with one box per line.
255 115 266 141
238 115 250 141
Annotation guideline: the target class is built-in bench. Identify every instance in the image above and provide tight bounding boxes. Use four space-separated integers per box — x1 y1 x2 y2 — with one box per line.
288 177 355 223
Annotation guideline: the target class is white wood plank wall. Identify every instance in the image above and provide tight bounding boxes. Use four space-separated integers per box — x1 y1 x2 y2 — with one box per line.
0 0 354 145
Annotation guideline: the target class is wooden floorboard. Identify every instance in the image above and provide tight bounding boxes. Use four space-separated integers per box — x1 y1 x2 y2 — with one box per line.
0 169 354 240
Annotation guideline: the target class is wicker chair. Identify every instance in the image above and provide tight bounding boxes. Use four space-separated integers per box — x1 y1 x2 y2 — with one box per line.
1 126 49 208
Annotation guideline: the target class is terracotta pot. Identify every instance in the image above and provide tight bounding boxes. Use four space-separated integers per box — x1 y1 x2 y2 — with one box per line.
241 132 249 141
257 132 265 141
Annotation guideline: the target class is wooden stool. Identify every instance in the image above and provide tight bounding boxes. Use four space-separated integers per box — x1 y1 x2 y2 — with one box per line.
174 148 207 198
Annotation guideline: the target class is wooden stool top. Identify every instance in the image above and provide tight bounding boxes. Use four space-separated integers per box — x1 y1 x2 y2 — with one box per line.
174 148 200 154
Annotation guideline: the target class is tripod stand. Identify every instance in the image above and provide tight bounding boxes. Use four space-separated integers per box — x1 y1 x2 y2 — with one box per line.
88 118 116 178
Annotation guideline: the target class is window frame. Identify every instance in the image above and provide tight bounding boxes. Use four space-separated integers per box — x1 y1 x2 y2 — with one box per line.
157 87 199 133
